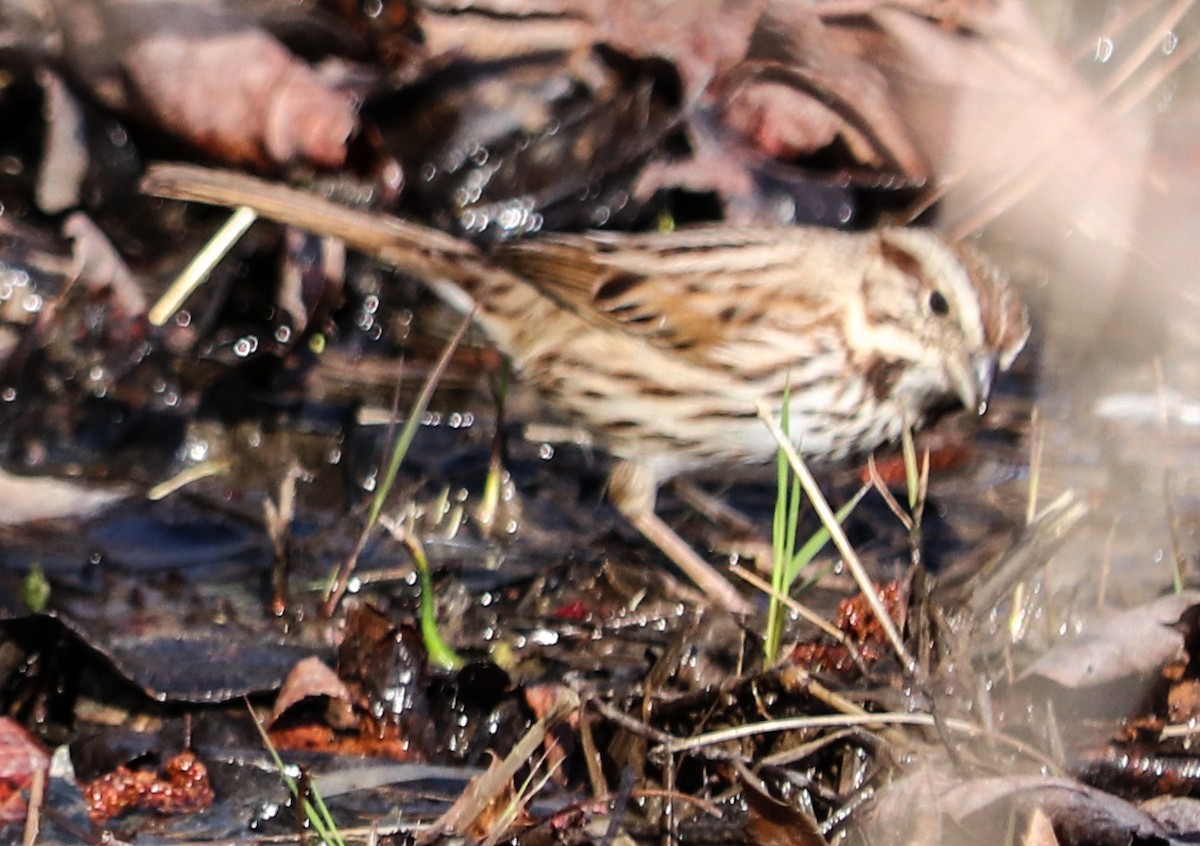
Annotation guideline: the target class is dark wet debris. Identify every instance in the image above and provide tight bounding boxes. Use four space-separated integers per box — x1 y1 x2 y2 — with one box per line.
0 1 1194 845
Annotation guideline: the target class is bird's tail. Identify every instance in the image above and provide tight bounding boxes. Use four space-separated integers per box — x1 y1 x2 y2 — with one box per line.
141 162 492 298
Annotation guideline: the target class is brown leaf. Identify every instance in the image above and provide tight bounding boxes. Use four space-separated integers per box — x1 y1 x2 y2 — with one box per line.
62 213 147 319
597 0 768 96
722 81 848 160
1022 807 1061 846
1022 592 1200 689
54 0 357 169
718 4 929 179
739 763 829 846
0 718 49 781
943 775 1171 844
270 656 353 725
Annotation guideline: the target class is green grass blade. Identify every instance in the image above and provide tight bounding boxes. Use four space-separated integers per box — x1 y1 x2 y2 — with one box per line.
785 484 869 587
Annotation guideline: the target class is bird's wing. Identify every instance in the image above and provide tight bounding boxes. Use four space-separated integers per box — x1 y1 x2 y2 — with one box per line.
496 227 854 364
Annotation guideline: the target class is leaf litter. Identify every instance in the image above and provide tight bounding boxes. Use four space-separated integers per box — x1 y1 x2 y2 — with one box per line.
0 1 1198 844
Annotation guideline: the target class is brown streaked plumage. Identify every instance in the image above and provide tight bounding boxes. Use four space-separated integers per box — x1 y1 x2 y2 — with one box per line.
142 164 1030 615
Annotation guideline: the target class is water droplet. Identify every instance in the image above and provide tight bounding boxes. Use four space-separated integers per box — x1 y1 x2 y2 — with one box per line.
108 124 129 147
232 335 259 358
538 443 555 460
1095 36 1114 63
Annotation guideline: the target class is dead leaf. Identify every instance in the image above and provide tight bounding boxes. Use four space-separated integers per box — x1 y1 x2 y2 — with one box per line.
0 468 126 525
36 69 88 214
62 213 147 319
1022 807 1060 846
1022 592 1200 689
738 761 829 846
1140 795 1200 839
52 0 357 169
270 656 353 725
597 0 768 97
718 4 929 178
0 716 49 826
943 775 1171 845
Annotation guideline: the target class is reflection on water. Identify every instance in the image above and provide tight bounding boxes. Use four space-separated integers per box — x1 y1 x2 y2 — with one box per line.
977 2 1200 609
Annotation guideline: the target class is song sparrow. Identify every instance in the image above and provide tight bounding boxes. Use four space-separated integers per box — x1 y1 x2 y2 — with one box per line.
142 164 1030 614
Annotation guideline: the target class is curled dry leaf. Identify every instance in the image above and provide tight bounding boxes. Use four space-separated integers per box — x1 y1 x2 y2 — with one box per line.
596 0 769 96
718 4 929 179
1021 592 1200 689
0 717 50 823
738 761 830 846
35 69 88 214
415 0 930 207
270 656 353 725
722 81 848 160
942 775 1172 844
123 16 356 168
62 213 147 319
52 0 357 169
0 468 125 525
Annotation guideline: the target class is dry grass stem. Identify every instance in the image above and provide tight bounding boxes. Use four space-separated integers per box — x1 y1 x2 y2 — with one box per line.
667 711 1061 771
149 205 258 326
756 400 915 671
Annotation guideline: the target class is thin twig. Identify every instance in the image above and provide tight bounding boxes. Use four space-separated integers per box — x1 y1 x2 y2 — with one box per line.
667 711 1061 771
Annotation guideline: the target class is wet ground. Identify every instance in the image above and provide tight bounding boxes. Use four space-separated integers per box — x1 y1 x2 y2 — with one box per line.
2 2 1200 845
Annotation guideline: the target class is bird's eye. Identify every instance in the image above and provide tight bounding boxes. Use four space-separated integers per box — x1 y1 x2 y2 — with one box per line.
929 290 950 316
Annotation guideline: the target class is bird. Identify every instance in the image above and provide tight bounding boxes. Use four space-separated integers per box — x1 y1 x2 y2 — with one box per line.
142 163 1030 615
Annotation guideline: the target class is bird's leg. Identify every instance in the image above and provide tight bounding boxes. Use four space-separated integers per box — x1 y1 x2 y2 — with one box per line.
608 461 755 615
670 479 760 537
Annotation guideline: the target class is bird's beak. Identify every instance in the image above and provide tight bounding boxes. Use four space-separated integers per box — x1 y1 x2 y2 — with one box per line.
946 352 998 416
973 353 998 413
